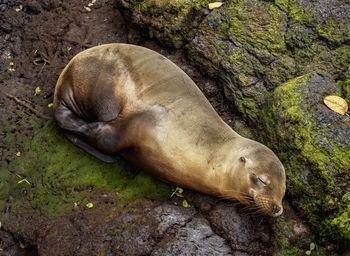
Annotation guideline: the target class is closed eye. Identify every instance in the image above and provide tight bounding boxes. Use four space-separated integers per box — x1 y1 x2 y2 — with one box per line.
258 177 267 186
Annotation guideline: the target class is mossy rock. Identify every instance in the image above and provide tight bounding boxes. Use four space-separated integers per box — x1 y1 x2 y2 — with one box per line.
118 0 350 125
1 120 172 216
262 72 350 247
119 0 210 48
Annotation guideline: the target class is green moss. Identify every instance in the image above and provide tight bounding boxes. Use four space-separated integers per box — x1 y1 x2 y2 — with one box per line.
228 48 245 66
288 2 315 25
338 74 350 102
280 247 299 256
124 0 210 48
239 96 260 121
4 120 172 216
273 207 308 255
331 46 350 76
274 0 288 11
265 73 350 246
221 0 287 54
117 172 172 205
316 17 349 47
272 74 350 188
324 193 350 242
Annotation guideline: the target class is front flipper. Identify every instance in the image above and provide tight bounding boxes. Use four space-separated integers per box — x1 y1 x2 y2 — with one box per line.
54 103 127 162
63 130 121 163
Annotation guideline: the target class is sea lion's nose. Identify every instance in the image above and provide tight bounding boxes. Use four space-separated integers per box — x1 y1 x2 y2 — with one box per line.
273 205 282 215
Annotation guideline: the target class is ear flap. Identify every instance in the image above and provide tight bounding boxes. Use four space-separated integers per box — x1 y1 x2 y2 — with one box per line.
240 156 246 163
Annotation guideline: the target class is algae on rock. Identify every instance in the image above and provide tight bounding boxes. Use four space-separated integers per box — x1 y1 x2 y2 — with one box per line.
263 72 350 245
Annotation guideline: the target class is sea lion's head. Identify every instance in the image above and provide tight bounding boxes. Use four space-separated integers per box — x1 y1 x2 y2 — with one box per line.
232 140 286 217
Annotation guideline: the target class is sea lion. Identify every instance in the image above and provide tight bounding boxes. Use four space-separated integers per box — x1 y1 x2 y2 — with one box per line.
53 43 286 217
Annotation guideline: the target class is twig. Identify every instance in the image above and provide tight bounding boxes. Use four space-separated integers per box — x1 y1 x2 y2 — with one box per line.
6 93 50 120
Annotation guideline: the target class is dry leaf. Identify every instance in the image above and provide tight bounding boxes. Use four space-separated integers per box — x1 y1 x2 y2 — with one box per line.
323 95 348 115
15 5 23 12
16 152 21 157
208 2 223 10
19 241 25 249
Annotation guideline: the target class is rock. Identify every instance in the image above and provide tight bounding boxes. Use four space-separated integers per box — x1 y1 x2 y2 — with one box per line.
152 217 232 256
264 72 350 247
152 204 196 236
118 0 208 48
24 0 43 14
209 203 272 254
0 23 11 33
36 202 202 256
272 202 312 255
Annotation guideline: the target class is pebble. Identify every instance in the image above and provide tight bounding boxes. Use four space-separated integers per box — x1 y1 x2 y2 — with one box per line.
0 23 12 33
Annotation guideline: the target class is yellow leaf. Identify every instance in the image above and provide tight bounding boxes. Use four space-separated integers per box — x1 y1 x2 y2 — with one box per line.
19 241 25 249
208 2 223 10
86 202 93 208
84 6 92 12
16 152 21 157
323 95 348 115
48 103 53 108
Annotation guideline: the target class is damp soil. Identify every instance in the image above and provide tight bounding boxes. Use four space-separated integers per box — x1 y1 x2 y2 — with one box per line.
0 0 240 254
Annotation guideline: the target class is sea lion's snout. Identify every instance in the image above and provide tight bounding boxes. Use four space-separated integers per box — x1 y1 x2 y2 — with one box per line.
273 205 283 215
271 204 283 217
253 193 284 217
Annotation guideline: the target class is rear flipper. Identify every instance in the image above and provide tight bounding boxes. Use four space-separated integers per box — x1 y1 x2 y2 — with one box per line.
54 102 125 163
63 130 121 163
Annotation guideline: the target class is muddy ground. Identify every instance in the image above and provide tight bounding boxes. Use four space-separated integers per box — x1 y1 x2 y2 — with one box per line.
0 0 236 155
0 0 247 254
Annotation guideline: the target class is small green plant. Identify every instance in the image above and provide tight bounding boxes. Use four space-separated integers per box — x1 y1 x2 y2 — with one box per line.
182 200 189 207
170 187 189 207
170 187 184 198
305 242 315 255
34 87 41 96
16 174 31 185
